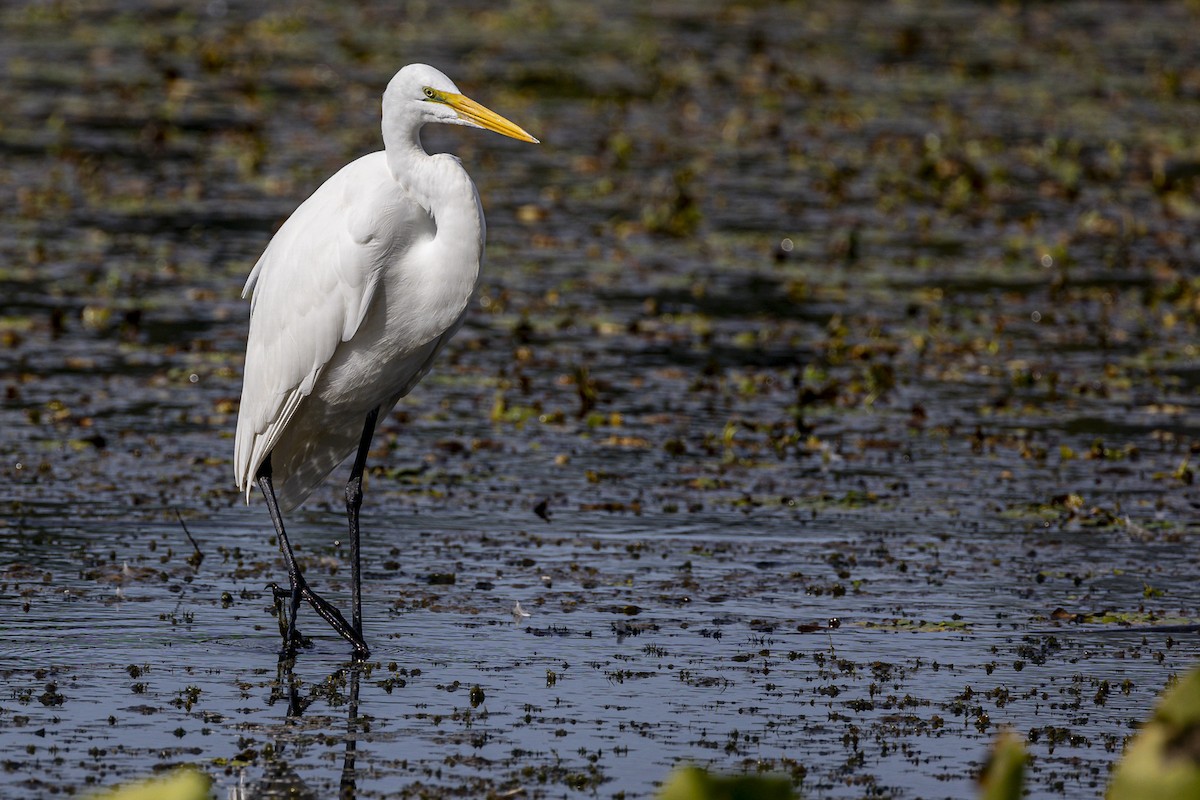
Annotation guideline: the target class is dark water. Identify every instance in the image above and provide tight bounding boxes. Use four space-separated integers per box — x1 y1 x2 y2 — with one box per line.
1 1 1198 798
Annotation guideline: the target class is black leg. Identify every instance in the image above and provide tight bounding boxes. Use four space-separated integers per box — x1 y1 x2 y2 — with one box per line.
345 406 380 639
258 456 304 654
257 455 370 658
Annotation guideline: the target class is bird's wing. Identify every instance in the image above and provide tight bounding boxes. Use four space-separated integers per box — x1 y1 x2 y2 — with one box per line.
233 153 428 496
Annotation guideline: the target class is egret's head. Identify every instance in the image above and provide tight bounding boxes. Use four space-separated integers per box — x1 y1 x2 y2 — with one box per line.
384 63 539 144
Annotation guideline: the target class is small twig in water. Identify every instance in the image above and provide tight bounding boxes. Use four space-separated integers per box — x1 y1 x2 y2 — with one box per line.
175 509 204 567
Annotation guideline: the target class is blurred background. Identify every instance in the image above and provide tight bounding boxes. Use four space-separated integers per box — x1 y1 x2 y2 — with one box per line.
1 1 1198 798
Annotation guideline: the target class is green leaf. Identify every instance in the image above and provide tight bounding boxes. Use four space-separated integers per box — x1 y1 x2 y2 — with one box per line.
979 731 1026 800
1108 667 1200 800
658 766 795 800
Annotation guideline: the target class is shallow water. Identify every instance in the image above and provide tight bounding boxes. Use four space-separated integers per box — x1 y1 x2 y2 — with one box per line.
2 1 1199 798
2 506 1194 798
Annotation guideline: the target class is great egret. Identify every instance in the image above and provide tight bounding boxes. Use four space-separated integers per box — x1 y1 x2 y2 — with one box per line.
233 64 538 658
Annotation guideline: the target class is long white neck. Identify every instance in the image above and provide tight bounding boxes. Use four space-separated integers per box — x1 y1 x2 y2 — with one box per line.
382 106 485 267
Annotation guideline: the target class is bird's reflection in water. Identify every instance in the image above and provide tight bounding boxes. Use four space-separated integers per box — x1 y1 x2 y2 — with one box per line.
228 658 363 800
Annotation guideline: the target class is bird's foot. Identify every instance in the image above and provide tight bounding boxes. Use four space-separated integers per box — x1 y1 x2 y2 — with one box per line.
300 585 370 659
268 582 312 655
268 581 369 659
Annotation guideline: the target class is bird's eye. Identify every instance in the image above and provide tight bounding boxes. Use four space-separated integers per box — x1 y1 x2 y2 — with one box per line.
422 87 437 100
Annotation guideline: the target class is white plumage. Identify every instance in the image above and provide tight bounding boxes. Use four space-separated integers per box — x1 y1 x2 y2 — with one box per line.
231 63 538 657
235 63 536 510
233 148 478 510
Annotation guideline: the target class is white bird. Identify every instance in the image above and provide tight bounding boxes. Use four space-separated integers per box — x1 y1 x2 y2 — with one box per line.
233 64 538 658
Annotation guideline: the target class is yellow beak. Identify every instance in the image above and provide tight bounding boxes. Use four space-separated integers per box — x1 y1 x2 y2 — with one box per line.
442 92 540 144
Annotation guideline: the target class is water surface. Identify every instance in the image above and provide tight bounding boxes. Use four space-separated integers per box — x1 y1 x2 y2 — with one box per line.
1 1 1198 797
